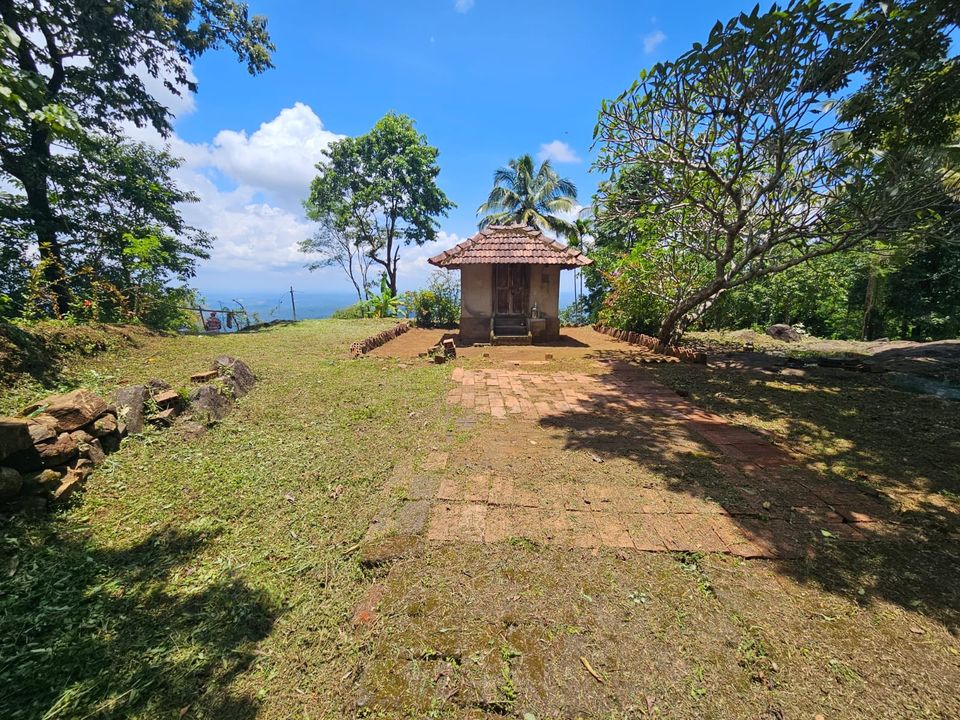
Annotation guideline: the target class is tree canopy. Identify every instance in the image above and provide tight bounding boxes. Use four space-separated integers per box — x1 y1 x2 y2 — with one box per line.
592 0 959 344
477 154 578 238
304 113 454 295
0 0 274 318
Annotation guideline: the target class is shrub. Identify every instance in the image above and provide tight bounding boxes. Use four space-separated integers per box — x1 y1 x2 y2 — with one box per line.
331 302 366 319
405 270 460 327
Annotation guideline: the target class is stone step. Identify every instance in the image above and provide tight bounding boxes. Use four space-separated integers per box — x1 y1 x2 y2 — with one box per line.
491 333 532 346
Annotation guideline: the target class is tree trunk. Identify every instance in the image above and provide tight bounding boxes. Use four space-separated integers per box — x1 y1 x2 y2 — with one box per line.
861 265 877 341
657 288 724 346
21 136 69 316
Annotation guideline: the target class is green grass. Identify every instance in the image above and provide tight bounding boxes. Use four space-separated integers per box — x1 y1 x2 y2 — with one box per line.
3 321 959 719
0 320 453 719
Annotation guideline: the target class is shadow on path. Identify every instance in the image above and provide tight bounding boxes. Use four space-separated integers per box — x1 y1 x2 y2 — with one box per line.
538 366 960 633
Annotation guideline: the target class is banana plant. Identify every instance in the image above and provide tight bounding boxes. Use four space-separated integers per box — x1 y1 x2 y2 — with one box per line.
362 276 404 318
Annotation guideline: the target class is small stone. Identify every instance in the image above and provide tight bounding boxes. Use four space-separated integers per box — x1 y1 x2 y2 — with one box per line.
26 419 56 444
81 438 106 466
0 417 33 463
188 384 233 425
146 378 171 393
0 466 23 501
51 471 85 505
214 356 256 398
70 429 94 445
90 414 118 438
99 432 121 454
23 468 64 493
766 324 801 343
147 408 177 427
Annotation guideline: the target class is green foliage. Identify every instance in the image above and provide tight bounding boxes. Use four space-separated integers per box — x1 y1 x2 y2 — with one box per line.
305 113 454 295
477 154 578 238
592 0 959 343
404 270 460 327
362 276 403 319
330 302 368 320
558 297 592 326
3 139 212 330
0 0 273 316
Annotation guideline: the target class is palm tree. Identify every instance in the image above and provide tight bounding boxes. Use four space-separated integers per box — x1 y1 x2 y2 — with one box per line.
477 154 578 239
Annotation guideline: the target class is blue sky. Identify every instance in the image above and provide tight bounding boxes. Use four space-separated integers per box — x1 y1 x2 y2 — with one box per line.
144 0 751 296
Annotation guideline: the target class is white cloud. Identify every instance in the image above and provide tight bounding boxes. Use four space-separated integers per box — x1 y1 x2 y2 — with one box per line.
396 230 464 281
537 140 581 164
454 0 475 13
122 90 455 290
643 30 666 54
209 102 345 208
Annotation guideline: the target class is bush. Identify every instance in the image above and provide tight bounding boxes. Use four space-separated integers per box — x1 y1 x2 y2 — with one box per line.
559 297 592 326
331 302 367 319
405 270 460 327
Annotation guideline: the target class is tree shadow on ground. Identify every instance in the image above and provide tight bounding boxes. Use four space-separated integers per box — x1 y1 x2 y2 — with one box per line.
537 365 960 633
0 518 278 719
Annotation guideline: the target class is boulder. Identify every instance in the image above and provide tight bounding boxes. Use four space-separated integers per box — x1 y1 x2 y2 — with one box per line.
0 417 33 463
0 466 23 501
188 384 234 425
22 467 65 493
25 389 109 432
90 413 118 438
766 324 802 343
80 437 106 466
214 356 255 398
38 433 79 468
26 418 56 444
115 385 148 435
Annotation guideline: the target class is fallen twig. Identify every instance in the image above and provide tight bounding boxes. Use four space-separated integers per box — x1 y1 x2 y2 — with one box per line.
580 655 605 684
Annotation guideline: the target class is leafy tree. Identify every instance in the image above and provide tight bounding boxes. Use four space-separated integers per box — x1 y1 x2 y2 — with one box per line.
477 154 578 238
0 0 273 315
1 137 211 326
305 113 454 296
593 1 954 344
300 215 374 303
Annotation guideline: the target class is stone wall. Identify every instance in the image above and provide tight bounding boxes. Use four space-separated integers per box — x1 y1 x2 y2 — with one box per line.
0 356 256 512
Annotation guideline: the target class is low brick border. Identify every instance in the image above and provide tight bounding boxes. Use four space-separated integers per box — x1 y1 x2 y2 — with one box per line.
593 324 706 364
350 322 410 357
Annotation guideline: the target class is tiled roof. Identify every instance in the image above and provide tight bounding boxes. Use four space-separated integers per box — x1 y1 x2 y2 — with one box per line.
428 224 592 268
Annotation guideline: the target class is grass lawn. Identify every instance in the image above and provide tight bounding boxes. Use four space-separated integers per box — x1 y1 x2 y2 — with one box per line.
1 320 958 719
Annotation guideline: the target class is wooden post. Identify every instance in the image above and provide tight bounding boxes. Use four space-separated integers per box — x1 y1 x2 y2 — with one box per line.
289 286 297 322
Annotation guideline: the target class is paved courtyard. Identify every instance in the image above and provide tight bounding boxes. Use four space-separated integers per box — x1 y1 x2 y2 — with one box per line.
374 366 899 559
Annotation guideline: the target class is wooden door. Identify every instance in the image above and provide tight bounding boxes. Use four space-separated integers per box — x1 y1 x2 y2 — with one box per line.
494 264 529 315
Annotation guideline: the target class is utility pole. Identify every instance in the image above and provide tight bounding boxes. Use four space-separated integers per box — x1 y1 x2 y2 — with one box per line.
289 286 297 322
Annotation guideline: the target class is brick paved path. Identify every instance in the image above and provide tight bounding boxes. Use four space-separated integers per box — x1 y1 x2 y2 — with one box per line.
447 368 793 467
412 369 897 559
